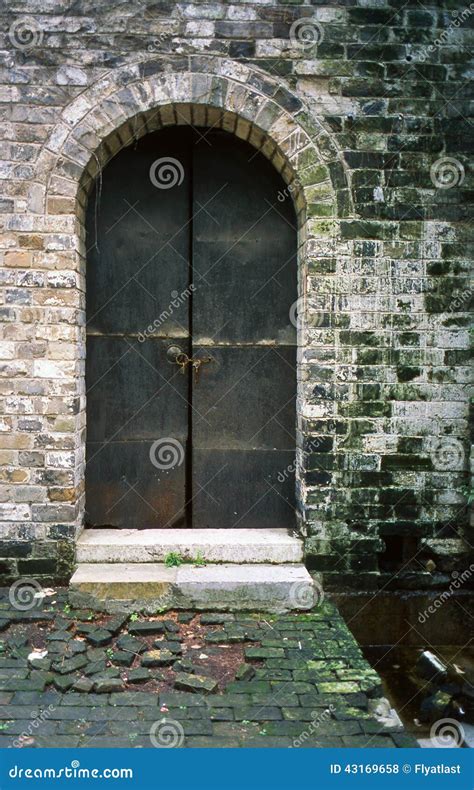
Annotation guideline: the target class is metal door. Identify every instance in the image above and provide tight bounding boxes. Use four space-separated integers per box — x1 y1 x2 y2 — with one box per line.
85 128 296 529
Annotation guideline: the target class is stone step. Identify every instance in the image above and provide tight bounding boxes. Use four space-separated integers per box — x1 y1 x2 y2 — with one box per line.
76 528 303 564
69 562 315 614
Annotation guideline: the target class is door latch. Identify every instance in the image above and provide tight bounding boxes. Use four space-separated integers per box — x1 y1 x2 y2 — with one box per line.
167 346 213 382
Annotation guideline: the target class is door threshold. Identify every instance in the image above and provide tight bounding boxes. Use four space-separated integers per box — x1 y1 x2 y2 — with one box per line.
77 528 303 564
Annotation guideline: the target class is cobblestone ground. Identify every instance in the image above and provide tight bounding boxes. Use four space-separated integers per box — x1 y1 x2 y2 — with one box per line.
0 589 417 748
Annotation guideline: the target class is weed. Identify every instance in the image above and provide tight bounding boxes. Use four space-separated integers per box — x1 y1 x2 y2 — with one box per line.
165 552 183 567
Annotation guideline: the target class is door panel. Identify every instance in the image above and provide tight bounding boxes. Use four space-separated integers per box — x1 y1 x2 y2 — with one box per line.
191 133 297 529
86 337 187 443
192 346 296 450
86 441 187 529
85 130 191 528
87 133 191 338
86 127 297 530
191 134 297 345
192 449 295 530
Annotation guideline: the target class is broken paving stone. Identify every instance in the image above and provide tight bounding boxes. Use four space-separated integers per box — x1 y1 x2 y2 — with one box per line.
42 646 67 660
163 620 179 633
8 648 30 661
67 640 87 655
420 690 453 723
317 682 360 694
88 667 120 681
110 651 134 667
204 631 230 645
200 614 234 625
8 635 28 650
416 651 448 682
86 629 113 647
245 647 284 659
28 657 51 672
73 610 95 620
53 616 72 631
75 623 98 635
31 670 53 687
52 654 88 675
175 661 211 677
86 648 107 662
178 612 194 624
360 676 383 697
47 631 72 643
53 674 76 692
73 677 94 693
127 668 151 684
141 649 175 667
106 614 129 636
173 659 197 674
94 677 125 694
174 672 218 694
84 660 108 677
116 635 146 654
235 663 256 682
152 640 182 654
128 622 166 637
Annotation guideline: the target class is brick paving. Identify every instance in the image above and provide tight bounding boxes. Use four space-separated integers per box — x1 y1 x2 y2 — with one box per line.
0 590 417 748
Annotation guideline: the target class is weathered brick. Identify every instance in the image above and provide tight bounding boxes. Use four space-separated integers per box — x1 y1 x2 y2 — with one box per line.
0 0 468 593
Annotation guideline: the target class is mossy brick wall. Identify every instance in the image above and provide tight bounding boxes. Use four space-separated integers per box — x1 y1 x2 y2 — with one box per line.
0 0 471 590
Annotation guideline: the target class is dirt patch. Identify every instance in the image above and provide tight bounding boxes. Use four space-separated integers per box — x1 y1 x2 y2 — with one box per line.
2 608 261 695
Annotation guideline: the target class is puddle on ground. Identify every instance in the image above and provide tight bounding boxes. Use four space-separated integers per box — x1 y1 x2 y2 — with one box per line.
363 644 474 741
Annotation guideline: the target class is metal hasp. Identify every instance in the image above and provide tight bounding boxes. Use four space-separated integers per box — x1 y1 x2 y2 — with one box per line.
85 127 297 529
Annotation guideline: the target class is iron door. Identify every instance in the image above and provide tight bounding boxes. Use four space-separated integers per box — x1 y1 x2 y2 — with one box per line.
191 132 297 529
86 130 191 528
86 128 296 529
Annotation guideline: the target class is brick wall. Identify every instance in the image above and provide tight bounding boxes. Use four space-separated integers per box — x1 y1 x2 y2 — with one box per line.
0 0 472 590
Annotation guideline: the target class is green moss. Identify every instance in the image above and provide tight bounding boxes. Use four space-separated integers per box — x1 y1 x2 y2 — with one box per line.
397 366 420 382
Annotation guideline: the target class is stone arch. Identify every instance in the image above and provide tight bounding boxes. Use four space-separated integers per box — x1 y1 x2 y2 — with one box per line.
31 57 350 537
36 58 351 221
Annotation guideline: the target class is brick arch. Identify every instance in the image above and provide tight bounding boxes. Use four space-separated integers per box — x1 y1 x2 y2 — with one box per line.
31 57 350 539
36 58 351 223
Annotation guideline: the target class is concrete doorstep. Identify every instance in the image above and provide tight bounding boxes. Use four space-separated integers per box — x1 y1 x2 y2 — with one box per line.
76 528 304 564
69 562 315 614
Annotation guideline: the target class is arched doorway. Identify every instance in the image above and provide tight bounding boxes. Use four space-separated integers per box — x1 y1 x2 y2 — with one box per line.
85 127 297 530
